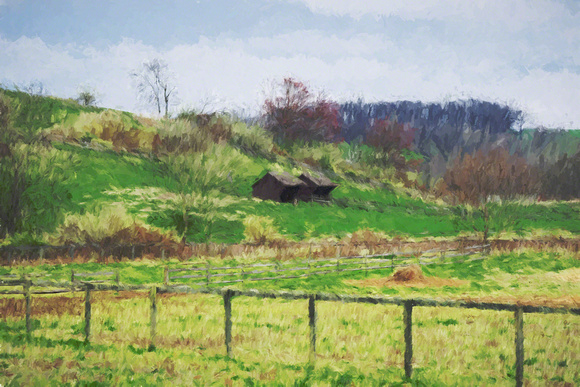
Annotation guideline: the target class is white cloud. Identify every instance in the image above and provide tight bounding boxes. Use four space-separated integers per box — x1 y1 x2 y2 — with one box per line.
290 0 572 27
0 31 578 128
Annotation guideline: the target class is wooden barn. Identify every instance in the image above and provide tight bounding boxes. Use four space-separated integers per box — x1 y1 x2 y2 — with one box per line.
252 171 306 203
297 173 338 202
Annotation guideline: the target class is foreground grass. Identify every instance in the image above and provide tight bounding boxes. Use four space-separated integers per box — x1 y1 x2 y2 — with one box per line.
0 247 578 385
0 291 578 386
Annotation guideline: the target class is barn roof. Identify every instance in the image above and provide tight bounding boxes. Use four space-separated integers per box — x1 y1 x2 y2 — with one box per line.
299 172 338 187
252 171 305 187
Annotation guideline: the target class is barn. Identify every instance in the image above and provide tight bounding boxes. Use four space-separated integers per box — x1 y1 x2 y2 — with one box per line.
252 171 306 203
297 172 338 202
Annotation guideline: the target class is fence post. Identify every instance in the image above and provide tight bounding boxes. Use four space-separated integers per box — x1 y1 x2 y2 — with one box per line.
163 267 169 286
308 295 316 364
161 249 166 261
84 285 91 343
364 254 368 276
39 247 44 265
206 262 211 285
515 306 524 387
403 301 413 379
23 276 32 334
308 243 313 277
149 286 157 351
223 289 233 357
131 245 135 260
336 244 341 272
114 270 120 285
71 269 75 284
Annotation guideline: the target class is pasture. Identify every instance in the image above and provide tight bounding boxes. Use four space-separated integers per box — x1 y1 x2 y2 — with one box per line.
0 245 578 386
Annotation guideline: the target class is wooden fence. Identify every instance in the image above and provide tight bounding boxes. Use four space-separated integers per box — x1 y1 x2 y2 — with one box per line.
165 244 489 286
0 277 578 386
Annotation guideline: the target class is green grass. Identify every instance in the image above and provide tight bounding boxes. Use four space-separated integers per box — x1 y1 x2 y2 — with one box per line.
46 143 580 242
0 290 577 386
2 87 579 245
1 248 578 385
1 248 578 300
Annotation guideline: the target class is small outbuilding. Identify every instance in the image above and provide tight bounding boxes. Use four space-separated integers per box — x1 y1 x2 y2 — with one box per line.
297 173 339 202
252 171 306 203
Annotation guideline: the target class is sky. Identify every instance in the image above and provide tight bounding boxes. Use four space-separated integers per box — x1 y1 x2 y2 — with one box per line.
1 0 579 128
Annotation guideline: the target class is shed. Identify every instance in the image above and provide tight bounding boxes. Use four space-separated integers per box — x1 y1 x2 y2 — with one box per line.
297 173 338 202
252 171 306 203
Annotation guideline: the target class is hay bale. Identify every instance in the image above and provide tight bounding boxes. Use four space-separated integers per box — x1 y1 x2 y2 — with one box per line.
391 265 425 282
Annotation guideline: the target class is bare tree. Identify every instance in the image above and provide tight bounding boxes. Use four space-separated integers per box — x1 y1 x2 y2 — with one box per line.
17 80 48 96
131 58 176 117
76 85 98 107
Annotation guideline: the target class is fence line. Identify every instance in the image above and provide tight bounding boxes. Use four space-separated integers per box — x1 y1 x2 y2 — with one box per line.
166 245 489 286
0 278 578 386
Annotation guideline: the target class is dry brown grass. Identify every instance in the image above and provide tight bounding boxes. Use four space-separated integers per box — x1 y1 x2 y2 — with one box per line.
4 235 578 266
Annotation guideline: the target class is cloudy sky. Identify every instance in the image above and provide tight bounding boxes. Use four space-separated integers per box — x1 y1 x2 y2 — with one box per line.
1 0 579 128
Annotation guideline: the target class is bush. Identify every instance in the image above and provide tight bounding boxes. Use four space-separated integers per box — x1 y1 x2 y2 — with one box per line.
289 142 347 173
51 205 177 246
243 215 282 245
156 118 213 154
1 143 78 238
48 110 158 152
230 122 274 158
167 111 233 151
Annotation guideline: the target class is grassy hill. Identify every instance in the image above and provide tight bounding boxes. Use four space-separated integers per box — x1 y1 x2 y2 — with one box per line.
1 88 578 247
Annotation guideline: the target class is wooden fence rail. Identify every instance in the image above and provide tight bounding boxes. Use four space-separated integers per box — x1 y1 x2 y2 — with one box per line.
166 245 489 286
0 278 578 386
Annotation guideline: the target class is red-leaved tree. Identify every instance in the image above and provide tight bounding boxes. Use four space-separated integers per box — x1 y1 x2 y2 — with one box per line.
262 78 341 143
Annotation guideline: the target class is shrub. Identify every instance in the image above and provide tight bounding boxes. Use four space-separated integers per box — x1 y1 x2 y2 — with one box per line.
289 142 347 173
168 111 233 151
48 110 158 152
230 122 274 158
156 118 213 154
243 215 282 245
51 205 177 246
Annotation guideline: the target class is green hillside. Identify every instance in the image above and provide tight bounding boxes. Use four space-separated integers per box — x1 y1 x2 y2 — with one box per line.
1 88 578 246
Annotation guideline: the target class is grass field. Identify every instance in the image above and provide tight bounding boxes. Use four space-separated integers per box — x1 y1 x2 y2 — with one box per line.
1 247 578 386
0 291 577 386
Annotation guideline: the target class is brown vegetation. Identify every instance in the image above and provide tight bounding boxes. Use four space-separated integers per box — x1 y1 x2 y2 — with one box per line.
263 78 341 143
349 264 467 288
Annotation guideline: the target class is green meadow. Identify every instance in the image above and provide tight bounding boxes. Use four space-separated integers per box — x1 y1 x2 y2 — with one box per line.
1 248 579 385
1 89 579 386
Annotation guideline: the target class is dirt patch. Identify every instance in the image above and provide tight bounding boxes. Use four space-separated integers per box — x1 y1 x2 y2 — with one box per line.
0 295 83 318
348 264 467 288
0 291 209 318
